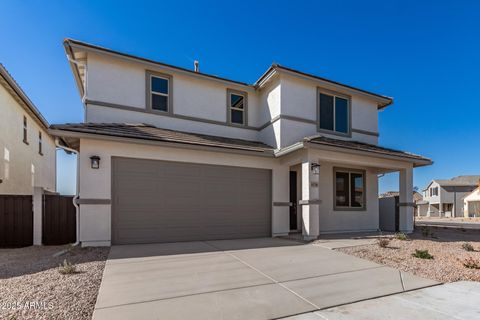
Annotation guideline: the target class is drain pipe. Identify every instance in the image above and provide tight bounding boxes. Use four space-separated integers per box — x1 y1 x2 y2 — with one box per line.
55 138 80 246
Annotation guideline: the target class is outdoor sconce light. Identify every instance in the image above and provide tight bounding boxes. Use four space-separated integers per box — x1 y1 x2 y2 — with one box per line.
310 163 320 175
90 155 101 169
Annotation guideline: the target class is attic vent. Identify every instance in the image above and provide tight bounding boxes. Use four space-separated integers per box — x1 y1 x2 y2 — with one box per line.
194 60 199 72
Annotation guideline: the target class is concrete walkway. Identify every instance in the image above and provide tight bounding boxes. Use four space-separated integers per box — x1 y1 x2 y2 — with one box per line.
283 281 480 319
93 238 437 320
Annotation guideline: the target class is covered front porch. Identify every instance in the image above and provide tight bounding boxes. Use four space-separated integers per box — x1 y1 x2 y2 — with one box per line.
274 137 431 240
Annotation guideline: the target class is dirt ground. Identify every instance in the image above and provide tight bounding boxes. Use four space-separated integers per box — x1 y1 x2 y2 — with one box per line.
0 245 109 320
337 227 480 283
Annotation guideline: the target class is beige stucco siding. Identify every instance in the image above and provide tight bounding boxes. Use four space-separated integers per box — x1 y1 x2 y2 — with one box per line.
76 136 407 246
316 161 379 233
83 52 381 149
0 85 56 194
78 138 290 246
86 53 261 126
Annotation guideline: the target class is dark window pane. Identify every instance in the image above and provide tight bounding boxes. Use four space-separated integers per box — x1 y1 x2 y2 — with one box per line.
319 93 334 131
231 109 243 124
152 94 168 111
350 173 364 207
335 97 348 133
231 94 244 109
335 172 350 206
151 76 169 94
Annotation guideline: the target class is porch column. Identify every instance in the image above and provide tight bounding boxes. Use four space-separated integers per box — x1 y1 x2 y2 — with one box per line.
427 203 431 217
33 187 43 245
399 166 414 232
301 158 320 240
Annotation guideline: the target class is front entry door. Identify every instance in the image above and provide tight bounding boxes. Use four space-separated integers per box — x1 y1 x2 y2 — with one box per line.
289 171 298 230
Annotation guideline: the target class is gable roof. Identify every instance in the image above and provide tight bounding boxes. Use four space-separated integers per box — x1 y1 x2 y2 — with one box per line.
63 38 393 108
436 176 480 187
424 175 480 190
0 64 49 130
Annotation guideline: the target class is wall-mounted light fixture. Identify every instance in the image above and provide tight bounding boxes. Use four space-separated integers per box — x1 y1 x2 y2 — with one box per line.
310 163 320 175
90 155 101 169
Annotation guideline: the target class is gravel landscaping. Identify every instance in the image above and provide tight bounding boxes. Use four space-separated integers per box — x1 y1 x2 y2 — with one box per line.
337 227 480 283
0 245 109 320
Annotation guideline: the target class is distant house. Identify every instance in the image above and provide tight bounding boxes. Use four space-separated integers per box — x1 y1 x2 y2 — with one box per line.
0 64 56 194
420 176 480 217
463 187 480 217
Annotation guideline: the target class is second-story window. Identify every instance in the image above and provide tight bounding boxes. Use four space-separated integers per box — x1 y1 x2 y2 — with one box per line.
149 74 170 112
23 116 28 144
318 90 350 135
227 89 247 126
38 131 43 155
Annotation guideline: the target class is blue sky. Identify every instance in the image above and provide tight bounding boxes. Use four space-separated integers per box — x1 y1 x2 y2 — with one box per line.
1 0 479 195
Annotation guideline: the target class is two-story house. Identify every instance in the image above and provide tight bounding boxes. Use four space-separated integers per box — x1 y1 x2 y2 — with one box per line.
0 64 56 195
50 39 432 246
420 176 480 217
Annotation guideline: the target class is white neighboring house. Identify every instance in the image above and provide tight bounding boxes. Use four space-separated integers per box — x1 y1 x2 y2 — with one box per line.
463 186 480 217
50 39 432 247
0 64 56 195
420 176 480 217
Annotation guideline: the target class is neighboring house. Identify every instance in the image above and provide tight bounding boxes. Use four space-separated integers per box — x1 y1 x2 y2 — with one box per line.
50 39 432 246
421 176 480 217
0 64 56 195
463 186 480 217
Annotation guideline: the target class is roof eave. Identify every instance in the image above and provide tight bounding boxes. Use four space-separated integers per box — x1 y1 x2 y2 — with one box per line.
63 40 85 99
64 38 253 89
255 64 393 109
0 64 50 130
302 140 432 166
48 128 275 158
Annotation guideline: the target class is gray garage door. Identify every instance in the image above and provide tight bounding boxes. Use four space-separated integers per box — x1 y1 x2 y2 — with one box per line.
112 157 272 244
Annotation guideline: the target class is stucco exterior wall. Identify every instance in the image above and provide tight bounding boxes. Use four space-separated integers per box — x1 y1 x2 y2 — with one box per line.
278 75 379 146
76 136 408 245
316 161 379 233
83 52 381 149
0 85 56 195
78 138 290 246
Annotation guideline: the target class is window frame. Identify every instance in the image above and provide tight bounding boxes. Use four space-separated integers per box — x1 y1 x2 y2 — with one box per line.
333 167 367 211
317 88 352 137
23 116 29 145
227 89 248 126
145 70 173 114
38 131 43 156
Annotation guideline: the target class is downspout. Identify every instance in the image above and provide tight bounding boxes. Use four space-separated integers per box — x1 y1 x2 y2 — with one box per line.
55 138 80 246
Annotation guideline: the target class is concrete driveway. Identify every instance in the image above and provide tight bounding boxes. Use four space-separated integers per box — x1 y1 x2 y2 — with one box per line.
93 238 437 320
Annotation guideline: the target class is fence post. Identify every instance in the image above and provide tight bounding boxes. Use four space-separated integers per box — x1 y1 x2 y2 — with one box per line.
33 187 44 245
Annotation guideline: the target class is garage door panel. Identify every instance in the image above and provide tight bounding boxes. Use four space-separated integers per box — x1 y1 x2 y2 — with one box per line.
112 158 271 244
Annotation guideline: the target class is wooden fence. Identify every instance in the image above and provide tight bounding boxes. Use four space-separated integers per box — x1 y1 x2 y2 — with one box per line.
0 195 33 247
42 195 76 245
